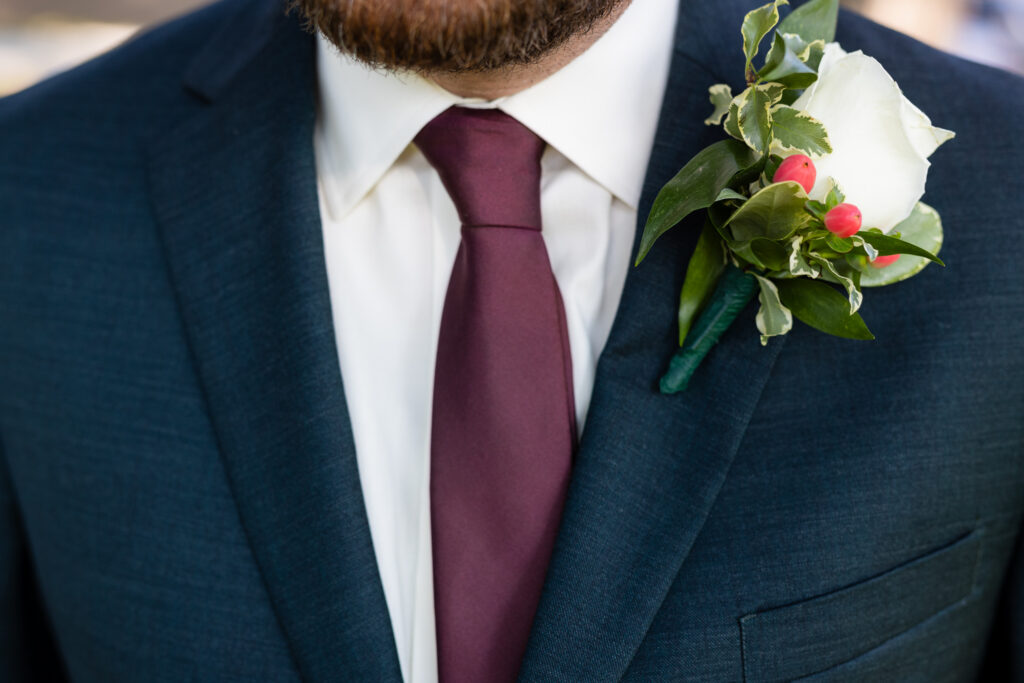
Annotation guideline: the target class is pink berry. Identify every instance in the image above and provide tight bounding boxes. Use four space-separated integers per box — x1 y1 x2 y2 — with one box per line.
871 254 901 268
773 155 817 194
824 203 862 238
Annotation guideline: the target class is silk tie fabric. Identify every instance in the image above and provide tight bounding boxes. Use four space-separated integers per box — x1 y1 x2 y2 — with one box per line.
414 107 576 683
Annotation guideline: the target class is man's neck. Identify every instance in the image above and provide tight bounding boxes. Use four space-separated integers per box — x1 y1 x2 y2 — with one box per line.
426 0 633 100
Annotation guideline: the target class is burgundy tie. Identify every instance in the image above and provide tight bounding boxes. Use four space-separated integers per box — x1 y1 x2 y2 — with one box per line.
415 106 575 683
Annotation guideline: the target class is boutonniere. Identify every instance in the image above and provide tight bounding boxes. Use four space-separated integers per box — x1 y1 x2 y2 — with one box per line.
636 0 954 393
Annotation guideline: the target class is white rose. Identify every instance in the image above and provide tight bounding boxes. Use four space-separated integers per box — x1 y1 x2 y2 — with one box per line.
782 43 955 233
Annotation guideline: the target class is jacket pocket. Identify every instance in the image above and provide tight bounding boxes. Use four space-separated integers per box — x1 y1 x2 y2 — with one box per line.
740 529 982 683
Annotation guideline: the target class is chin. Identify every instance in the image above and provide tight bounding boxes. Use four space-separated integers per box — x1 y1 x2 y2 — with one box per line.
290 0 624 72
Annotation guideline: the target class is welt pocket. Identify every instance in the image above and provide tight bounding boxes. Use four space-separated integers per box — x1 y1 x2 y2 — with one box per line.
740 529 982 682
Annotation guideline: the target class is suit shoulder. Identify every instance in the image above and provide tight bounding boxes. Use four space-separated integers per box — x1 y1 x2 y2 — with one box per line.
837 10 1024 127
0 0 251 149
0 0 270 261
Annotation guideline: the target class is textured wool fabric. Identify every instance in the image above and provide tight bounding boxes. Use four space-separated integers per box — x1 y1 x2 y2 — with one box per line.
1 0 1024 681
416 107 575 683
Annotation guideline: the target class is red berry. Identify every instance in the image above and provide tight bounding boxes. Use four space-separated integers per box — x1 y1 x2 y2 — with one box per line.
824 203 862 238
773 154 817 194
871 254 901 268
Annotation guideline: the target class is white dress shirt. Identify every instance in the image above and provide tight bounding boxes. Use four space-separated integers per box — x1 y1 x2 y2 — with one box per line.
314 0 678 679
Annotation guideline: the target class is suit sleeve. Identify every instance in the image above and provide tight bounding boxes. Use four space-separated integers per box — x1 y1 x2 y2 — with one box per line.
0 437 67 681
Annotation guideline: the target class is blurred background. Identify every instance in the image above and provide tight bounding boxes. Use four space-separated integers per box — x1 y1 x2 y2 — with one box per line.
1 0 1023 96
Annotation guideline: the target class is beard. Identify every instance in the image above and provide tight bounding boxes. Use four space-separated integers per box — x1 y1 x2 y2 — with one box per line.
289 0 626 74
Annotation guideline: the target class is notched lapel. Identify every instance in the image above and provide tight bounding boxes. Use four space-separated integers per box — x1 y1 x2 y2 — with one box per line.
146 4 401 681
519 2 786 679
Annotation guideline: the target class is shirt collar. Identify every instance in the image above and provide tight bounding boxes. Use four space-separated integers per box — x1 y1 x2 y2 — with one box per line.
315 0 679 221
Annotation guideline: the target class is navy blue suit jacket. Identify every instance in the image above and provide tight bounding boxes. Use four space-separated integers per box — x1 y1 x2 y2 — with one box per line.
2 0 1024 680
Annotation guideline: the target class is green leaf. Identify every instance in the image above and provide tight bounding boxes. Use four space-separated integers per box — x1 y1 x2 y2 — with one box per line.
734 239 789 271
753 274 793 345
809 254 864 313
858 231 945 265
761 31 801 73
776 0 839 44
850 266 863 293
804 228 832 241
802 38 826 71
725 181 814 242
776 278 875 340
825 233 852 253
780 89 802 107
716 188 748 203
771 105 832 157
766 31 825 68
708 201 735 233
728 152 770 189
636 140 759 265
758 32 820 88
705 84 734 126
804 199 828 221
732 243 768 270
849 234 879 261
724 103 743 140
764 154 784 183
736 83 786 153
859 203 945 287
750 238 791 271
677 223 727 346
825 179 845 208
743 0 789 83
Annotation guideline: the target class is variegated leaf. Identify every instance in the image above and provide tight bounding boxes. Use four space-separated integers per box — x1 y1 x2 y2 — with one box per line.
771 105 833 157
735 83 786 153
705 84 734 126
753 274 793 345
788 237 821 278
810 254 863 313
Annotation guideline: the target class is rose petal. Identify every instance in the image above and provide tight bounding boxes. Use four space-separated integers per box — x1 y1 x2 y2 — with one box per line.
785 44 954 233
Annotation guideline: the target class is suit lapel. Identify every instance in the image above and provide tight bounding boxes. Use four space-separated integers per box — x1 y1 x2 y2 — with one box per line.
518 1 783 680
146 3 401 681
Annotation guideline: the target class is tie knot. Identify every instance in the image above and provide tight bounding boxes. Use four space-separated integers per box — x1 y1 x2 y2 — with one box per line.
414 107 545 229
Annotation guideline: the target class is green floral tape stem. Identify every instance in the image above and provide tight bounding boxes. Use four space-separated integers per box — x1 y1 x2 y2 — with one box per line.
660 266 758 394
